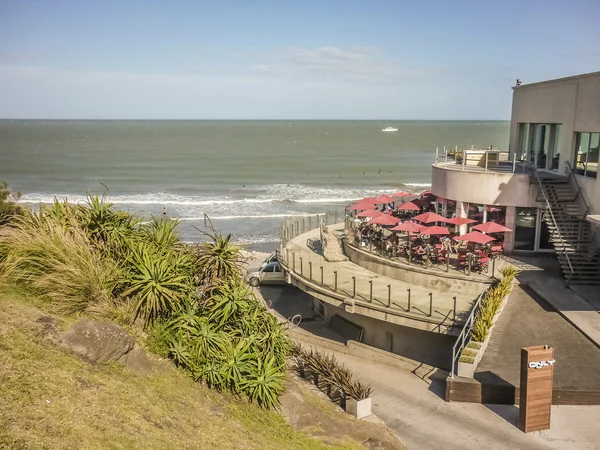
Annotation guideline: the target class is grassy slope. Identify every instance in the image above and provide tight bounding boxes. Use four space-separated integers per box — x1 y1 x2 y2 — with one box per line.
0 284 371 450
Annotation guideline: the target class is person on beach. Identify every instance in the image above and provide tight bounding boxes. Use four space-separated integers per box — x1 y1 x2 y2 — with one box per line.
162 207 166 216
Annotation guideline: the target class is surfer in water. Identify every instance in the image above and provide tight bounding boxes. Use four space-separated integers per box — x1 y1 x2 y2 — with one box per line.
162 207 166 216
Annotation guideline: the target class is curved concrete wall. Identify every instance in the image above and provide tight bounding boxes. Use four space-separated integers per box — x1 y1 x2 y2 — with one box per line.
431 165 541 207
342 239 492 297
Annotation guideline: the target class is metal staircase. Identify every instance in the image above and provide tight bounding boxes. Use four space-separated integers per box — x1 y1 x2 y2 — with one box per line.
534 164 600 285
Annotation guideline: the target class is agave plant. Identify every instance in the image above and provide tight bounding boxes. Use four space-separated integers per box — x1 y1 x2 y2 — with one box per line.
206 279 251 329
244 356 285 409
196 230 244 284
142 217 181 250
124 243 192 326
221 338 254 390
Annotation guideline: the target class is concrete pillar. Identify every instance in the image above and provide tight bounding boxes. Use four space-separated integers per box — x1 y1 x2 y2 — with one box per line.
457 201 469 235
504 206 516 254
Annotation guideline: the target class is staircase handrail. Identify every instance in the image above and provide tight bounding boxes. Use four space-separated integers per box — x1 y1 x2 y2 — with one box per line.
565 161 590 218
534 170 574 279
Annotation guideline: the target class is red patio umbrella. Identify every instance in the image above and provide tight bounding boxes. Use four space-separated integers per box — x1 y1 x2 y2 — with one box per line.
373 194 396 204
397 201 420 211
445 217 477 226
347 200 376 211
356 209 383 218
412 212 448 223
419 189 432 196
391 191 412 198
391 221 425 233
420 225 450 235
455 231 495 245
472 222 513 233
369 215 399 226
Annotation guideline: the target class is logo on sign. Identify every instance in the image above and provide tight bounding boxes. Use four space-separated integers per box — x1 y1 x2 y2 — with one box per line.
528 359 555 369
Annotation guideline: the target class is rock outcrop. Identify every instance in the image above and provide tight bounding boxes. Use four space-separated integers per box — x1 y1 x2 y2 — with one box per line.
61 319 151 374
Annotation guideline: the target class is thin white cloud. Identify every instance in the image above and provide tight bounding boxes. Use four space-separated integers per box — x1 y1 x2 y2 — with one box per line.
251 46 427 84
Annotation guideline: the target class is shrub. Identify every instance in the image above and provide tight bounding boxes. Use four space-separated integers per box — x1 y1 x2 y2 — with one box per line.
0 181 25 226
466 341 482 349
459 355 475 364
124 244 192 327
462 349 477 357
470 266 518 343
0 215 119 314
294 347 372 401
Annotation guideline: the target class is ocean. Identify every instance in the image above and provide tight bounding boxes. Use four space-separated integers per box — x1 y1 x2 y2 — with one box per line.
0 120 509 250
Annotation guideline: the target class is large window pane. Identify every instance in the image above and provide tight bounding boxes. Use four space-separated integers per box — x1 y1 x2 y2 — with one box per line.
574 132 590 176
550 125 561 170
514 208 537 251
468 204 484 225
588 133 599 178
485 205 506 242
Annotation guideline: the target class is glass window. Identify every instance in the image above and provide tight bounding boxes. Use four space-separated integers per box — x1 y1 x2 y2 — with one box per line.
485 206 507 242
514 208 537 251
518 123 530 161
262 266 274 273
274 265 281 272
550 125 561 170
446 199 456 219
574 132 598 178
468 204 484 225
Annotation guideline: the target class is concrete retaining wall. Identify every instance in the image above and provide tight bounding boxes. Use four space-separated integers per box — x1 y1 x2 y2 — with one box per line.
320 301 455 370
343 239 492 297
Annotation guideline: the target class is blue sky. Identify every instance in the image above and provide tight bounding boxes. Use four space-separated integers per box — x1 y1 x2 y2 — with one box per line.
1 0 599 119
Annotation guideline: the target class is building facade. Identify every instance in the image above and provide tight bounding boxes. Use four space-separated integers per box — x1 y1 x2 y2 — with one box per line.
432 71 600 254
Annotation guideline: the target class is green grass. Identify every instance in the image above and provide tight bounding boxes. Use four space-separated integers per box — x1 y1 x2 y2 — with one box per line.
0 284 375 450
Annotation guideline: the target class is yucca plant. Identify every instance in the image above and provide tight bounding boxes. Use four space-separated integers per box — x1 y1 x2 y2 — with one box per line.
244 356 285 409
194 358 225 390
196 229 244 284
205 279 251 329
124 244 192 326
221 338 253 391
142 217 181 250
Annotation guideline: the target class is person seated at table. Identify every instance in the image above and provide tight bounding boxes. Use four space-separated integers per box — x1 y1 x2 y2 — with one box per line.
442 236 454 254
415 242 433 267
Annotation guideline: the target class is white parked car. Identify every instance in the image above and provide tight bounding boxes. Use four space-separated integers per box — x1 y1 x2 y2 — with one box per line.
248 261 285 287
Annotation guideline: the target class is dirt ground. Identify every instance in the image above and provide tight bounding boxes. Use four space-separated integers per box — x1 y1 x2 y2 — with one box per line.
279 372 405 450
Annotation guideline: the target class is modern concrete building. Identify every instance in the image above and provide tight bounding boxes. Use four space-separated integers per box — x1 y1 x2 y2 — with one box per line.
432 71 600 284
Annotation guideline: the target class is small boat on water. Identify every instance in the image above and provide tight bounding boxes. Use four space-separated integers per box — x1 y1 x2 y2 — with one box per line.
382 127 398 132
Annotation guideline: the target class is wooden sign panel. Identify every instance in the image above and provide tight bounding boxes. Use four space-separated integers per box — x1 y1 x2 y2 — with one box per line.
518 345 555 433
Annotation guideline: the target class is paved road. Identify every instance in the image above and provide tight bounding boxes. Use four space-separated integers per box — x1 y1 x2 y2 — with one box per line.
302 343 600 450
477 285 600 390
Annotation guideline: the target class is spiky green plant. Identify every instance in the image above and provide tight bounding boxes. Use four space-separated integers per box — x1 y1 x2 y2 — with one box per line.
244 356 285 409
124 244 192 326
196 230 244 284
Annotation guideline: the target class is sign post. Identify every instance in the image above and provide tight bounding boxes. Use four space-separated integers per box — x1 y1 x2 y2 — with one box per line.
518 345 555 433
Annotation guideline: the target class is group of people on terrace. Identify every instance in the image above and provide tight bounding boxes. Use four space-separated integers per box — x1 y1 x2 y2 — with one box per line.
346 190 511 274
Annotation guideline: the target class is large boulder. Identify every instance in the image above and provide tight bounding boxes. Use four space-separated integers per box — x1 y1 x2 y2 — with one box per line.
61 319 151 374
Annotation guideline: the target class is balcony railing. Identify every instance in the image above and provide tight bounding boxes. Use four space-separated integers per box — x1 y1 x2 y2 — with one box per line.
434 147 532 174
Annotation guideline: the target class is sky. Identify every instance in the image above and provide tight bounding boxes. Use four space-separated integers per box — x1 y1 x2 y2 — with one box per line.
1 0 599 120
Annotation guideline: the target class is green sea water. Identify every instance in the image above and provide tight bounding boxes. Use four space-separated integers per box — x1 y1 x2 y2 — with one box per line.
0 120 509 247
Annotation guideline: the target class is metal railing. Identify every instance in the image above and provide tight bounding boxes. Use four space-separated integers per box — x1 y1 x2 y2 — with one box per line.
450 290 485 379
280 211 341 247
433 146 531 174
281 245 461 322
280 217 465 323
534 170 574 281
565 161 590 219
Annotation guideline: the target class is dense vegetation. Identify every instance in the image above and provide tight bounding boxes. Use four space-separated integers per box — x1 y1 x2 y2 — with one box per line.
470 265 519 343
0 188 291 409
